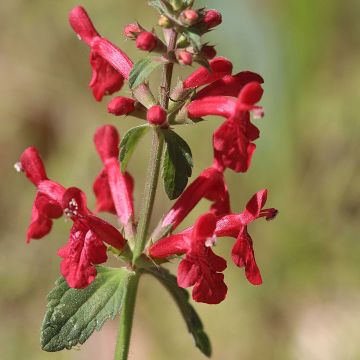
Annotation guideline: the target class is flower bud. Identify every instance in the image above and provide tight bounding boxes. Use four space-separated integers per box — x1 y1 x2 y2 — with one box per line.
177 50 193 65
203 9 222 29
176 34 190 48
201 45 217 59
124 23 142 39
147 105 167 126
158 15 171 28
107 97 136 116
180 9 199 25
136 32 157 52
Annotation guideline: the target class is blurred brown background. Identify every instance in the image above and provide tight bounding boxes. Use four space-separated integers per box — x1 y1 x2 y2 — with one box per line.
1 0 360 359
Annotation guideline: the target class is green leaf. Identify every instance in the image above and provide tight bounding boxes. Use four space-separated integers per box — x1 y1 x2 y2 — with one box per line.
145 267 212 357
129 57 168 90
148 0 173 14
120 125 150 172
41 266 135 352
162 129 193 200
183 28 202 52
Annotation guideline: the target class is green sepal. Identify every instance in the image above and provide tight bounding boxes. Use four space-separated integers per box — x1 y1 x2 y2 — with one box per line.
148 0 174 16
41 266 135 352
119 125 150 172
129 57 168 90
145 267 212 357
183 28 202 52
161 129 193 200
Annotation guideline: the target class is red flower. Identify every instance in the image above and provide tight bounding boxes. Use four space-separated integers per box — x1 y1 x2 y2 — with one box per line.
93 125 135 231
69 6 133 101
107 97 136 116
19 147 126 288
187 81 264 172
160 165 230 232
58 187 126 288
146 105 167 126
150 213 227 304
20 147 65 242
135 32 158 52
183 57 233 89
202 9 222 30
215 189 277 285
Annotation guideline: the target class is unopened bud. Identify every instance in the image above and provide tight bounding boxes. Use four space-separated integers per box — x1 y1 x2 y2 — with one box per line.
201 45 217 59
107 97 136 116
180 9 199 25
147 105 167 126
136 32 157 52
158 15 171 28
177 50 193 65
203 9 222 29
124 23 142 39
176 35 190 48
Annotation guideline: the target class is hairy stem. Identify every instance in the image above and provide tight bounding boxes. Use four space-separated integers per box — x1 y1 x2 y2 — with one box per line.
114 273 140 360
132 29 178 263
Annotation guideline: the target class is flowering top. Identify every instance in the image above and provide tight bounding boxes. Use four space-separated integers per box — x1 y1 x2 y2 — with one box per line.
19 5 278 357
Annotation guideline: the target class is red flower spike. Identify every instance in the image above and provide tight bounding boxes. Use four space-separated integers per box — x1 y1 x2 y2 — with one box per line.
183 57 233 89
93 125 135 226
203 9 222 29
19 147 65 242
69 6 99 46
195 71 264 100
161 166 230 231
58 223 108 288
147 105 167 126
150 213 228 304
107 97 136 116
136 32 157 52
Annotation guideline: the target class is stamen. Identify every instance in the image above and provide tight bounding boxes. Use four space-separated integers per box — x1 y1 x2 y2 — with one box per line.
14 162 23 172
205 235 217 247
64 198 79 217
253 108 264 119
77 34 82 40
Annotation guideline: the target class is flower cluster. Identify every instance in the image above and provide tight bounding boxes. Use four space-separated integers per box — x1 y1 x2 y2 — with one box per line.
18 1 277 306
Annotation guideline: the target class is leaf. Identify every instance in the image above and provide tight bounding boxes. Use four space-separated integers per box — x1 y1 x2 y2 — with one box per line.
41 266 135 352
148 0 173 15
183 28 202 52
145 267 212 357
119 125 150 172
129 57 168 90
162 129 193 200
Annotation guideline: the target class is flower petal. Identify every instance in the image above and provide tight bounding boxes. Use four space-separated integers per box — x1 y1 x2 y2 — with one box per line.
149 234 190 259
187 96 236 119
20 147 47 186
93 168 116 214
94 125 120 162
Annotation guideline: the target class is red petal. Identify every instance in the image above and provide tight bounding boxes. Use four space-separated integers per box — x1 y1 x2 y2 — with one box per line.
242 189 268 223
89 50 125 101
183 57 233 89
94 125 120 162
231 228 262 285
20 147 47 186
195 71 264 100
93 168 116 214
69 6 99 46
62 187 89 215
149 234 190 259
177 259 200 287
187 96 236 119
192 271 227 304
238 82 264 105
37 179 66 205
58 225 107 288
91 37 133 79
191 213 217 245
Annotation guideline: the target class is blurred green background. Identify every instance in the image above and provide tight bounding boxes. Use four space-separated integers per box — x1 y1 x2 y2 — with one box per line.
1 0 359 359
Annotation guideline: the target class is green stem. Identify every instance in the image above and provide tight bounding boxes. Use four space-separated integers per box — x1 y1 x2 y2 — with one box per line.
132 129 164 263
114 273 140 360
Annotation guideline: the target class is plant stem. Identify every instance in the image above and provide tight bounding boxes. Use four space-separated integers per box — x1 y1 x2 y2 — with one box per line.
132 29 178 263
114 273 140 360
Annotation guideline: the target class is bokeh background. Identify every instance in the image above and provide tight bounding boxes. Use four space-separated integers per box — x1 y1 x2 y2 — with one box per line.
1 0 359 359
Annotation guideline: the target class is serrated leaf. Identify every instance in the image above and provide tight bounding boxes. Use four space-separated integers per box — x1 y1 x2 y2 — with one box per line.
145 267 211 357
148 0 173 14
41 266 135 352
120 125 150 172
162 129 193 200
129 57 168 90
